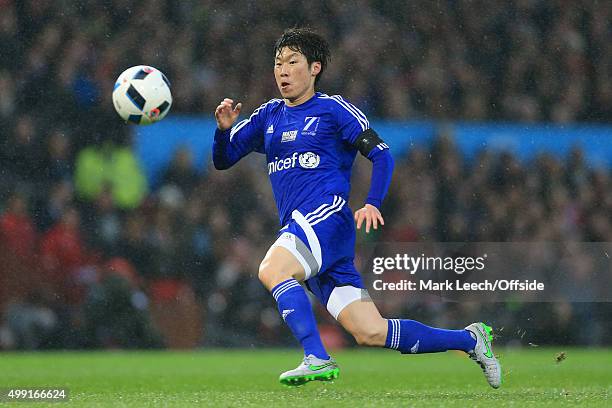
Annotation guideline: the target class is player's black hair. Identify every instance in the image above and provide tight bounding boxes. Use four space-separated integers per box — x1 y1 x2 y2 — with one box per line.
274 28 331 85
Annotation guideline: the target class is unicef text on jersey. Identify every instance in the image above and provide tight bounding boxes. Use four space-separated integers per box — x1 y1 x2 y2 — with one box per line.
268 152 321 175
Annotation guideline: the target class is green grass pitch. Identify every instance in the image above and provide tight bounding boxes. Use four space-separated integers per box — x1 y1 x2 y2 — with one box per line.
2 348 610 407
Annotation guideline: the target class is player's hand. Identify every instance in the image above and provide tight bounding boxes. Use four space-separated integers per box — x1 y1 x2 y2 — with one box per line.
355 204 384 234
214 98 242 130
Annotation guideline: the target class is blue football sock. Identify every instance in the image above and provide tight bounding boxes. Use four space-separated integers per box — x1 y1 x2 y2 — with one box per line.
385 319 476 354
272 278 329 360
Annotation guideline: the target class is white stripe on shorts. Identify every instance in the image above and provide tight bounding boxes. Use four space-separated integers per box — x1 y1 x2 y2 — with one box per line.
291 210 322 275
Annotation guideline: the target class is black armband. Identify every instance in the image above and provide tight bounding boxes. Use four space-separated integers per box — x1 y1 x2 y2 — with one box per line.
352 129 385 157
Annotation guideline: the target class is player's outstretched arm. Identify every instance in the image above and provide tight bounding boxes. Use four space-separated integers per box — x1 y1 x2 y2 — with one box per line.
212 98 265 170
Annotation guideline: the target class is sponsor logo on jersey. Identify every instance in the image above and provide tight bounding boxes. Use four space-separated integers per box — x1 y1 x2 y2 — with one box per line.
298 152 320 169
266 124 274 134
268 152 321 174
268 153 298 174
281 129 298 142
302 116 320 136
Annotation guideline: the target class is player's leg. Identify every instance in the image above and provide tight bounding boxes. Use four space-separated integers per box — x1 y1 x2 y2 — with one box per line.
266 200 358 385
258 240 338 385
335 296 501 388
337 298 475 351
258 245 327 359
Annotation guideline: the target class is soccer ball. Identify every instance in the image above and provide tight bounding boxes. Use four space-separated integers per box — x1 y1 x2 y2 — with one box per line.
112 65 172 125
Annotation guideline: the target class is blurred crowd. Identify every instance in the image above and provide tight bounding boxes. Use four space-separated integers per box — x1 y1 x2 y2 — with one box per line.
1 0 611 349
1 0 612 132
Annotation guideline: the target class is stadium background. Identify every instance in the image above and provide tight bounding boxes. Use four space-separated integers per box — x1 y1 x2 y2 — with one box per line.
0 0 611 352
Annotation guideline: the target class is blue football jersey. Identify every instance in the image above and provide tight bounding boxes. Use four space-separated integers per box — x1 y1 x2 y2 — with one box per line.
219 92 386 225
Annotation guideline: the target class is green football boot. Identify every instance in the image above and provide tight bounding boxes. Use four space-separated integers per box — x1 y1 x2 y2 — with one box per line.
465 322 502 388
279 354 340 386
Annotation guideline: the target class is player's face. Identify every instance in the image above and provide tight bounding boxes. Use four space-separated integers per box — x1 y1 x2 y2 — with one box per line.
274 47 321 106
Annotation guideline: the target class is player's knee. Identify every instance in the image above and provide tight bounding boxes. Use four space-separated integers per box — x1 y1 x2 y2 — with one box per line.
258 260 291 289
258 260 272 284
